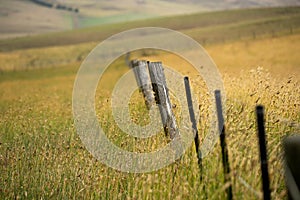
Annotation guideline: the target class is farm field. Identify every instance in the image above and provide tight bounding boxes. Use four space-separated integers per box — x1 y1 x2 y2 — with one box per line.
0 6 300 200
1 6 300 51
0 0 72 39
2 0 299 39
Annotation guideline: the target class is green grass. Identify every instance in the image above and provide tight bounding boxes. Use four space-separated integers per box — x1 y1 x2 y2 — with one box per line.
78 12 154 28
0 63 79 82
184 13 300 44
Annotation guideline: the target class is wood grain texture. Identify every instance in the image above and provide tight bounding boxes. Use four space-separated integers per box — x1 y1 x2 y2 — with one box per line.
148 61 178 139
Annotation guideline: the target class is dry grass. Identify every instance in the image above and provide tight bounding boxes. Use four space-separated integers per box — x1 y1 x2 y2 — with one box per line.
207 33 300 78
0 32 299 199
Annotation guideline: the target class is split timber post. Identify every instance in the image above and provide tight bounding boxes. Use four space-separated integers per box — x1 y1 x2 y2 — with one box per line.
148 61 179 139
130 60 155 109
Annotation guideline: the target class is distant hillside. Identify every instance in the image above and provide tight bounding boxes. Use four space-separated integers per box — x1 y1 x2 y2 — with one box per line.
57 0 300 27
58 0 300 13
185 0 300 9
0 6 299 52
0 0 72 39
1 0 300 39
30 0 79 13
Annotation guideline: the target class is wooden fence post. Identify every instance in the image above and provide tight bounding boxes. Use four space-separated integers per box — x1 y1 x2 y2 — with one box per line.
148 61 179 139
130 60 155 109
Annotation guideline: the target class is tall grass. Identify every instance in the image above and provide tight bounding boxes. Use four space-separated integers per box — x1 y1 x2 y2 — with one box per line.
0 43 299 199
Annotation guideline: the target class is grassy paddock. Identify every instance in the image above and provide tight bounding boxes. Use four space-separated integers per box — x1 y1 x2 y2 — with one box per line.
0 32 299 199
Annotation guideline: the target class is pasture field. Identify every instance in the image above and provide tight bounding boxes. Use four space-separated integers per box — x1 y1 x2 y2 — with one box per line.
0 7 300 200
1 0 207 38
1 6 300 51
0 0 72 39
4 0 295 38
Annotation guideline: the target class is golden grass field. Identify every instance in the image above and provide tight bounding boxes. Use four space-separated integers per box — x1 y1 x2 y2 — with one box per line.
0 6 300 199
0 31 299 199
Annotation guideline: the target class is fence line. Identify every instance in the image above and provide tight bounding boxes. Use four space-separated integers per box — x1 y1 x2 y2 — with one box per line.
127 58 297 199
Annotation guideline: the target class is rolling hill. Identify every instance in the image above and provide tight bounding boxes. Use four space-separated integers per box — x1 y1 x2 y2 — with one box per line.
0 6 299 52
1 0 300 39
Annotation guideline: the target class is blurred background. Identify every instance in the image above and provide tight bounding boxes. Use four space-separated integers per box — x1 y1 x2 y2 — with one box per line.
1 0 299 39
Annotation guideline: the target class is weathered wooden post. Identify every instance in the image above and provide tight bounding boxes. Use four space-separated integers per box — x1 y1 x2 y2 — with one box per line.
283 135 300 200
148 61 179 139
130 60 155 109
215 90 233 200
256 105 271 200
